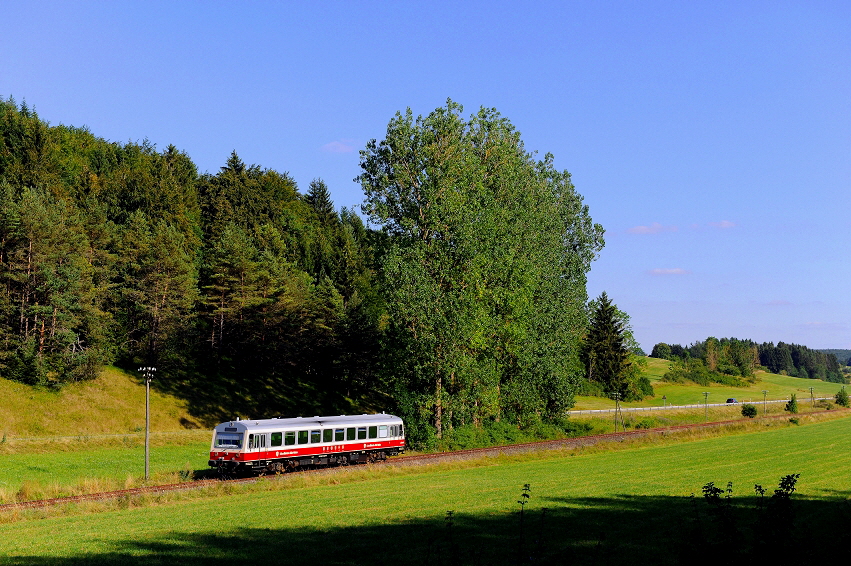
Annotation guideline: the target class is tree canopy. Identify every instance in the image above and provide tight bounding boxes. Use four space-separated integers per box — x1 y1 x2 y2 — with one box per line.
358 100 604 443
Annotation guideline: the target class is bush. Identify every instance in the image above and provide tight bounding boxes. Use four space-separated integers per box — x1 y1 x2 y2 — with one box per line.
741 404 758 418
835 388 849 408
575 379 606 397
637 376 655 398
789 418 800 425
785 394 798 414
634 417 658 429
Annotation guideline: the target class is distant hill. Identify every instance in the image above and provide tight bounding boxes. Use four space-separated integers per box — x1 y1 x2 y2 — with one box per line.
818 350 851 365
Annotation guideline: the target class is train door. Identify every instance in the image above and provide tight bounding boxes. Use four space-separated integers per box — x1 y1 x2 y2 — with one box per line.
247 433 266 454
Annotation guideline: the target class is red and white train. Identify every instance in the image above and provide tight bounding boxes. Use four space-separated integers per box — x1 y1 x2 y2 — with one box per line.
208 413 405 476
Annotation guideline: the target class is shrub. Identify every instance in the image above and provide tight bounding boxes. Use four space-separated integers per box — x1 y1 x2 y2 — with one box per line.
741 404 758 418
835 388 849 408
576 379 606 397
634 417 658 429
785 394 798 414
637 376 655 398
789 418 799 425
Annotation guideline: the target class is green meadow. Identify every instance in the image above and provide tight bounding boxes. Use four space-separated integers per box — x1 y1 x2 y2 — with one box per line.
0 440 211 502
3 414 850 565
573 357 846 410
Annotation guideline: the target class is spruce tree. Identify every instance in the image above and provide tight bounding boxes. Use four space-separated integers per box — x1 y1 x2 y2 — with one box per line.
306 178 336 225
581 292 631 399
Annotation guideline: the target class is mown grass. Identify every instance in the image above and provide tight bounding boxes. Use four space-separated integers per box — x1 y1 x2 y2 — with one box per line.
573 357 847 410
2 413 851 564
0 366 202 437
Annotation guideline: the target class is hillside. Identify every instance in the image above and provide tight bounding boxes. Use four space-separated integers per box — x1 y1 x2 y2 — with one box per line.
0 367 200 437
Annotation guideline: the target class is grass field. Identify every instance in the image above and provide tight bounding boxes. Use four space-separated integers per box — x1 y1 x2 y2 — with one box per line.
572 357 848 410
3 414 851 564
0 438 211 502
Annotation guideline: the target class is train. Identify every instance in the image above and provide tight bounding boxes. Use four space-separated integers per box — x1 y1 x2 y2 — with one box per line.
208 413 405 476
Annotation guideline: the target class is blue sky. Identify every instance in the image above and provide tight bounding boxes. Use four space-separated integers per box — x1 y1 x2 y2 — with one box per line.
2 1 849 351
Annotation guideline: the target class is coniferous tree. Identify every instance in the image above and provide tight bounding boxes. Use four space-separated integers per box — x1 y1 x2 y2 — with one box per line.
305 179 336 225
581 292 632 399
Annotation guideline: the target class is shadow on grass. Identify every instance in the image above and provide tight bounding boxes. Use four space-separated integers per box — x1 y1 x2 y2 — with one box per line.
7 493 851 565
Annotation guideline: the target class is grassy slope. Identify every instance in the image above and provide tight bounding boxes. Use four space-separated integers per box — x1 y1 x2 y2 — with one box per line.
573 357 847 410
0 367 201 437
3 415 851 564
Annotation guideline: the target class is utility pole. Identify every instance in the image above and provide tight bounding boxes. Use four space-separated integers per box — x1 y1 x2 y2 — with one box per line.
613 392 622 432
809 387 815 408
762 390 768 416
139 366 157 480
703 392 710 422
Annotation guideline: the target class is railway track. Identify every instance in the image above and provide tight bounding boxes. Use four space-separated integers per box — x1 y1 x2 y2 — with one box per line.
2 408 845 513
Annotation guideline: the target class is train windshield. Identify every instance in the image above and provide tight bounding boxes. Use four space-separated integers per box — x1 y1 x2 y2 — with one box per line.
215 433 243 449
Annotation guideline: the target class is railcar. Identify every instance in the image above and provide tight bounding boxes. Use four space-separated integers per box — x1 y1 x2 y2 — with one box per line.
208 413 405 476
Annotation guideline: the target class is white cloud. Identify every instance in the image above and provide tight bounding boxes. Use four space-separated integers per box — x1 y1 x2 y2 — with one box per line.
628 222 678 234
709 220 736 229
648 268 690 276
321 140 356 153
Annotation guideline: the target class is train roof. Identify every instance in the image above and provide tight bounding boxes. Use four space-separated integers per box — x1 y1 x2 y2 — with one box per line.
214 413 402 431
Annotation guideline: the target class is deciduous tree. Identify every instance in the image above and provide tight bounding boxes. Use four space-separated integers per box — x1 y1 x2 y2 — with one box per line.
358 100 604 441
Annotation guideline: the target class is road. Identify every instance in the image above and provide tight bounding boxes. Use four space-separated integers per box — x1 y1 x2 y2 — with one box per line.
568 397 834 415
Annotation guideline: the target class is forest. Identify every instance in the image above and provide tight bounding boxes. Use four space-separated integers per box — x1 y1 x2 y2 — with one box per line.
651 338 845 385
0 98 606 446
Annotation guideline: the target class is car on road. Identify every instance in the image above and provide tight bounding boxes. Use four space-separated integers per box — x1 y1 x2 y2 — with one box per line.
726 398 738 404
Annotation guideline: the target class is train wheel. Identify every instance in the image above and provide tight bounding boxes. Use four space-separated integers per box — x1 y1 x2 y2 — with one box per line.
217 463 234 480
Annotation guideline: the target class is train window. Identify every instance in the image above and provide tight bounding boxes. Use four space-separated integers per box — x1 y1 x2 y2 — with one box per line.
298 430 309 444
285 431 296 446
248 434 255 448
323 429 333 443
260 435 266 448
335 429 344 441
271 432 282 447
357 427 367 440
379 425 388 438
368 426 378 439
215 433 243 448
346 427 355 441
310 430 321 443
